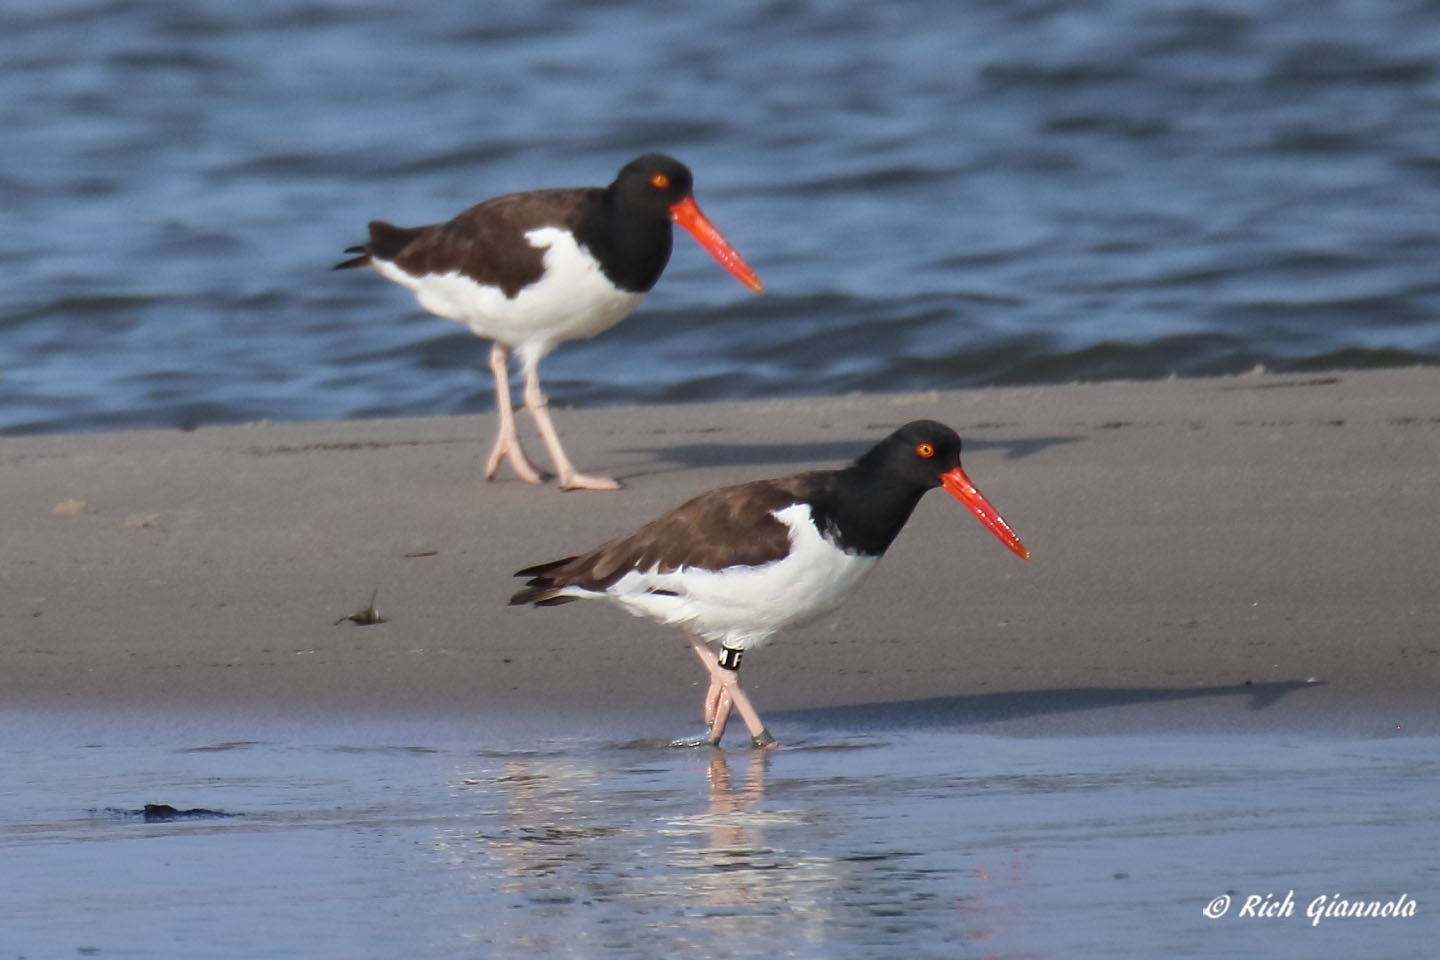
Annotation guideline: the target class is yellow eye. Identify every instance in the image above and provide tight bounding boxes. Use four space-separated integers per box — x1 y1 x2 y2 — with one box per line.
915 442 935 459
650 172 670 189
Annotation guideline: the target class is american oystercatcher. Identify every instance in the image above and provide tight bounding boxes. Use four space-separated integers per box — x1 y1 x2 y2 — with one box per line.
335 154 764 491
510 420 1030 747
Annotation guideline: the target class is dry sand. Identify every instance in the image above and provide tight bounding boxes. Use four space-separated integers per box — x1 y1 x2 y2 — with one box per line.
4 369 1437 736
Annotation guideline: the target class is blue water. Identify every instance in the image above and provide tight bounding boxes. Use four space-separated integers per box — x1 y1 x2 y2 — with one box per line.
4 0 1440 434
3 710 1435 959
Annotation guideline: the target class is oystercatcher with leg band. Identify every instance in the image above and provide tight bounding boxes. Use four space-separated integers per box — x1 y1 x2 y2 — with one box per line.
509 420 1030 747
336 154 764 491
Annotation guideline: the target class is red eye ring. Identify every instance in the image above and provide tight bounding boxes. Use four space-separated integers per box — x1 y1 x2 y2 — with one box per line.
915 442 935 459
650 172 670 189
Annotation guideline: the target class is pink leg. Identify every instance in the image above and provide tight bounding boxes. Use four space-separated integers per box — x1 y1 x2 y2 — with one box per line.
484 343 545 485
704 679 727 726
687 635 777 749
520 353 621 492
688 636 734 738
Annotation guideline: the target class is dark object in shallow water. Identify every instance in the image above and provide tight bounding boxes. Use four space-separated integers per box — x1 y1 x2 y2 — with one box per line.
141 803 236 822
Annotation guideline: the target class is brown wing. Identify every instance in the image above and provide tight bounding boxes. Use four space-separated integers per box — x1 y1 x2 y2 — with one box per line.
509 473 830 606
390 188 601 297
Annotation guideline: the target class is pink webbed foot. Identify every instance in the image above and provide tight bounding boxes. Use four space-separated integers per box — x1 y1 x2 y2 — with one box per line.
555 469 622 492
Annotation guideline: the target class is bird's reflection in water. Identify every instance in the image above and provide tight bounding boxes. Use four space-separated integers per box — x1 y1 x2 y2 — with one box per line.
659 748 847 938
699 748 769 852
463 746 838 949
662 749 781 905
455 742 1009 954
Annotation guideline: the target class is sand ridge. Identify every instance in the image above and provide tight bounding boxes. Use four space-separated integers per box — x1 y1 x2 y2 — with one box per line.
3 369 1437 735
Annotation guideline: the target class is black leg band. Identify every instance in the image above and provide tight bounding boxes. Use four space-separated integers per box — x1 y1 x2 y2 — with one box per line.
718 646 744 671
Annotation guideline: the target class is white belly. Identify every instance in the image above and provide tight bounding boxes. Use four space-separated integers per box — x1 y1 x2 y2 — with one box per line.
374 227 644 356
603 504 878 649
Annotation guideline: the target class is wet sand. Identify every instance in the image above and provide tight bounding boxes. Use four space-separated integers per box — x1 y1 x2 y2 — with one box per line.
4 368 1438 736
4 713 1435 960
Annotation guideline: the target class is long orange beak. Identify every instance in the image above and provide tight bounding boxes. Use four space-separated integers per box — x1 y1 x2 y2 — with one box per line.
940 465 1031 561
669 196 765 293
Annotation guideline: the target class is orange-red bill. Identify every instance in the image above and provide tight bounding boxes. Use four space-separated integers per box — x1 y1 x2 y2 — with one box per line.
940 465 1031 560
669 196 765 293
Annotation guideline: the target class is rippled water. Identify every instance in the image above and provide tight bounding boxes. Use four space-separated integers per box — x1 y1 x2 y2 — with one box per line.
4 0 1440 434
3 710 1434 959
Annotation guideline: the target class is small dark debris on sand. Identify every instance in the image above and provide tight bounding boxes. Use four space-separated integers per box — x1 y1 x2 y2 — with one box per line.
335 587 387 626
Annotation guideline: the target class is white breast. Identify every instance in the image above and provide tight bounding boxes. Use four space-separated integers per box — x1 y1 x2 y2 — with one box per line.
600 503 878 650
373 227 644 357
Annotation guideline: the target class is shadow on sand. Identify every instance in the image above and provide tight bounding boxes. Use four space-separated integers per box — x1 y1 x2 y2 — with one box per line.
769 680 1325 733
619 434 1084 477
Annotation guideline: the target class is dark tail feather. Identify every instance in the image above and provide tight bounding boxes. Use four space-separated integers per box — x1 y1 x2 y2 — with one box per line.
514 557 578 579
509 586 578 607
333 220 427 270
509 556 581 607
332 251 370 270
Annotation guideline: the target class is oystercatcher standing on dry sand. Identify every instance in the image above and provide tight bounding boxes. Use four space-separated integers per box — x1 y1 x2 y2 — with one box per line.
510 420 1030 747
336 154 764 491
